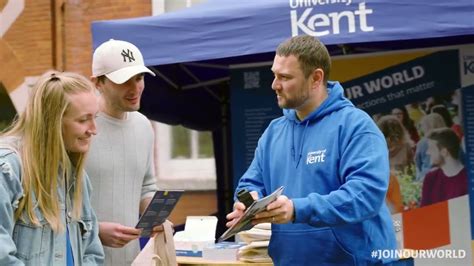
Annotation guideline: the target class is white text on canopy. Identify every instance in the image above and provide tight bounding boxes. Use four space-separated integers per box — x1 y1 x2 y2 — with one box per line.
291 3 374 37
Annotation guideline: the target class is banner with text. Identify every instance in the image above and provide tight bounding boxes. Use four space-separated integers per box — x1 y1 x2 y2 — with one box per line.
230 66 280 190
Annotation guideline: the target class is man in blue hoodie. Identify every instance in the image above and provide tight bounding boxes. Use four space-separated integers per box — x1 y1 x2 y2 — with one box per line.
226 35 397 265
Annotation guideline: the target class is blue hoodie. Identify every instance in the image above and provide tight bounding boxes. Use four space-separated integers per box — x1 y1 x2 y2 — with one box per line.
236 81 397 265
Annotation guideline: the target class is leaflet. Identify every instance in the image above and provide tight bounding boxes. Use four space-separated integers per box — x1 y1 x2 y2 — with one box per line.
218 186 284 241
136 189 184 237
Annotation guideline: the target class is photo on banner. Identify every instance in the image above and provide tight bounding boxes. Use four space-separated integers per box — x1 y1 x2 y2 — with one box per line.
334 45 474 262
338 49 467 214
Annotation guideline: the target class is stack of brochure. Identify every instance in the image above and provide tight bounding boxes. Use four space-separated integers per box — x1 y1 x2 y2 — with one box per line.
236 223 272 263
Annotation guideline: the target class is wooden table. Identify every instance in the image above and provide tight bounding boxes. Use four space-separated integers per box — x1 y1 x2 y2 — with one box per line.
177 256 273 266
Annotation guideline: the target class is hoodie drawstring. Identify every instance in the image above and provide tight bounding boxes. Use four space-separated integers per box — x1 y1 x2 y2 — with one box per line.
293 120 309 168
291 123 296 161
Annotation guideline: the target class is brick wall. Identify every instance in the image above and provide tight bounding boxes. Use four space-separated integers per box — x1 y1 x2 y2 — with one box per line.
64 0 152 76
0 0 152 92
1 0 52 92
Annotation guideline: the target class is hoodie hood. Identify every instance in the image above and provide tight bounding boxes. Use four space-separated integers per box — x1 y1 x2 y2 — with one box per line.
283 81 353 124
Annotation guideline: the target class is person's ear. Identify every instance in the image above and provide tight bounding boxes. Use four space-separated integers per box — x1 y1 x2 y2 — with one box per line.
311 68 324 89
91 77 102 92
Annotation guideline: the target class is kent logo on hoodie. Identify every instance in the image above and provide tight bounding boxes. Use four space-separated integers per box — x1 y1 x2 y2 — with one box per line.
306 149 326 164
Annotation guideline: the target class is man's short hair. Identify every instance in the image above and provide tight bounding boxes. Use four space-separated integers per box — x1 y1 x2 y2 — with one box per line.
428 127 461 159
96 75 107 84
276 35 331 83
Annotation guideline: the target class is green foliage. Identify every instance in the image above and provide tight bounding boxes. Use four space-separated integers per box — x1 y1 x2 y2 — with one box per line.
396 164 422 209
172 125 191 158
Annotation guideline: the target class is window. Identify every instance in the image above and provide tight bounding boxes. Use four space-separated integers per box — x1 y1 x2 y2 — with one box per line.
171 126 214 159
152 0 208 15
153 122 216 190
151 0 215 190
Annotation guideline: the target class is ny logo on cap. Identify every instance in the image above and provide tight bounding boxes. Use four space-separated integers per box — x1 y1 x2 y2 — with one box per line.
121 49 135 62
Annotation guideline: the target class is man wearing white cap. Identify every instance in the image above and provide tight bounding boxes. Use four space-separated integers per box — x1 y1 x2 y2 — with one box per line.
86 39 159 265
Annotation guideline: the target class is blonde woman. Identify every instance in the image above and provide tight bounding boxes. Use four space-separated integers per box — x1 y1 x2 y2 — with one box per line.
415 113 446 181
0 71 104 265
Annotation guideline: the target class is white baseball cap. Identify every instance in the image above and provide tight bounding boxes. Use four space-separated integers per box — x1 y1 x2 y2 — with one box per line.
92 39 155 84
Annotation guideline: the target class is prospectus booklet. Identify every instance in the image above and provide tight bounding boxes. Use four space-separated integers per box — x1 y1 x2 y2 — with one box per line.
218 186 284 241
136 189 184 237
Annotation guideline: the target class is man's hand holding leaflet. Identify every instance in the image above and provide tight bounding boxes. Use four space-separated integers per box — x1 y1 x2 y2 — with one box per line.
136 190 183 237
219 186 284 241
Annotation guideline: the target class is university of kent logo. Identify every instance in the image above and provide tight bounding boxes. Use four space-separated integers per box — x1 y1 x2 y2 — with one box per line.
121 49 135 62
290 2 374 37
306 149 326 164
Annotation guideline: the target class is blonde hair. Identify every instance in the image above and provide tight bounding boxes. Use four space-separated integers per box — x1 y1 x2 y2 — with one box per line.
419 113 446 135
3 71 95 232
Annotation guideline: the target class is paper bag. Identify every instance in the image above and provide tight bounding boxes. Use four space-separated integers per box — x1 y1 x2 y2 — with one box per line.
132 220 177 266
153 220 177 266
